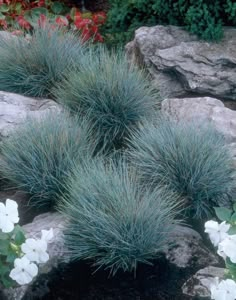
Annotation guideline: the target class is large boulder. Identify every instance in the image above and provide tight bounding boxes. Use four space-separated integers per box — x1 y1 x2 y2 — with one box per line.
163 225 219 269
182 266 225 298
0 91 61 142
126 26 236 101
162 96 236 143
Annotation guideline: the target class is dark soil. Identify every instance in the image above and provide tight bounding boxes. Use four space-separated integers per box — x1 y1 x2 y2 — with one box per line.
23 256 195 300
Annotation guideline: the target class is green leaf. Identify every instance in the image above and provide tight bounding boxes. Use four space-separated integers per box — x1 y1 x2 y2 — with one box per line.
0 232 9 240
14 230 25 245
228 225 236 235
0 12 5 19
0 4 9 12
231 212 236 224
0 240 10 256
6 251 17 264
30 7 48 19
51 2 63 15
214 207 232 222
14 2 22 14
226 257 236 280
233 202 236 212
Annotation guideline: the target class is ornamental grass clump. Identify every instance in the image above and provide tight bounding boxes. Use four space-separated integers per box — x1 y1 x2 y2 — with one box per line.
59 159 182 275
53 47 159 153
0 112 93 208
0 25 85 98
128 117 236 218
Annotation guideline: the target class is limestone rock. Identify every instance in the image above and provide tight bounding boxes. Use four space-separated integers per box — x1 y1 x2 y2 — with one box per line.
2 212 67 300
0 91 61 142
126 26 236 100
182 266 225 298
163 225 219 269
162 96 236 143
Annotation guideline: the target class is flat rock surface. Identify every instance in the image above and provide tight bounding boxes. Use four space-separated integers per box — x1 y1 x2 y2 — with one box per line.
0 91 60 142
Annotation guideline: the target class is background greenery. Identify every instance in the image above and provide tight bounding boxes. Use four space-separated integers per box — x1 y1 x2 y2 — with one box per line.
103 0 236 46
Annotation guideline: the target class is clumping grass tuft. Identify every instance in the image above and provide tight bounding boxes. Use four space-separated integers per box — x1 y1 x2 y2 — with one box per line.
128 117 236 218
58 158 182 275
0 25 85 98
0 111 93 208
53 47 159 152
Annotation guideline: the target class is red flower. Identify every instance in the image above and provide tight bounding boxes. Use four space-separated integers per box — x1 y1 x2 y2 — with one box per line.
92 12 106 25
74 18 91 30
0 19 7 29
38 14 47 28
94 32 104 43
17 15 31 30
55 16 68 26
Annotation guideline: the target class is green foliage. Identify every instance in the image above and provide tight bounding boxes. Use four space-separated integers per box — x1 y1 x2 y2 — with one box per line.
104 0 236 46
128 117 236 218
53 47 159 153
0 112 93 208
58 158 182 275
0 25 85 98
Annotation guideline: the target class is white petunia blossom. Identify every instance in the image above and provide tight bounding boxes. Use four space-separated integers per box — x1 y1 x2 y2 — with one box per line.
9 256 38 285
204 220 230 247
0 199 19 233
211 278 236 300
219 235 236 263
217 243 227 260
21 238 49 264
41 228 54 243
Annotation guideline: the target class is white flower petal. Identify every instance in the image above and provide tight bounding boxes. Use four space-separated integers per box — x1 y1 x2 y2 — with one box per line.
205 220 219 232
38 251 49 263
1 218 14 233
10 257 38 285
41 228 54 243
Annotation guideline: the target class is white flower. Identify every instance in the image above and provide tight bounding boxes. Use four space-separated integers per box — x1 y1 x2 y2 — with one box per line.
217 243 227 260
204 220 230 247
21 238 49 264
41 228 54 243
0 199 19 233
219 235 236 263
211 278 236 300
9 256 38 285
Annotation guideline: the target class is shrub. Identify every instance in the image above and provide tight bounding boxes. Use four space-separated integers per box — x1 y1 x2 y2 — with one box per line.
0 1 106 42
53 47 159 153
104 0 236 46
0 111 93 208
127 117 236 218
58 158 182 275
0 25 85 97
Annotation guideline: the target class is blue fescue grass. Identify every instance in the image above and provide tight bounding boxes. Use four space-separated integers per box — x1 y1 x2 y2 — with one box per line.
58 158 183 275
0 111 94 208
53 47 159 153
127 117 236 218
0 25 85 98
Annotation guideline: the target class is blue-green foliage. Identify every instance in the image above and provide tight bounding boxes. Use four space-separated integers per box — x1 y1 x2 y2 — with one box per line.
0 26 85 97
128 117 236 218
59 159 182 275
0 112 93 208
53 47 159 152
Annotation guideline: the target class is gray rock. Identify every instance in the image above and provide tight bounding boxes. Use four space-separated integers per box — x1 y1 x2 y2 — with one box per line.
2 212 67 300
0 91 61 142
182 266 225 298
126 26 236 100
162 96 236 143
163 225 219 269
